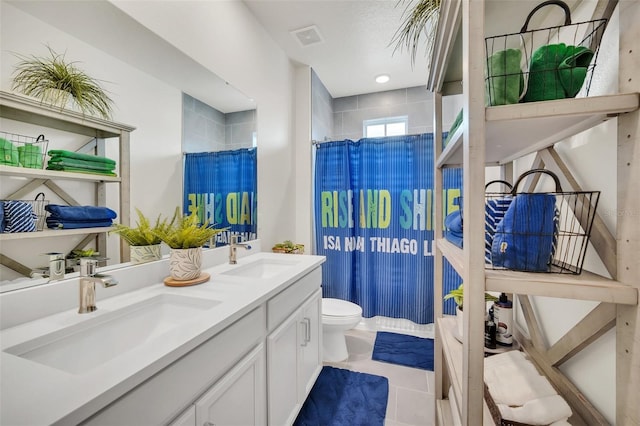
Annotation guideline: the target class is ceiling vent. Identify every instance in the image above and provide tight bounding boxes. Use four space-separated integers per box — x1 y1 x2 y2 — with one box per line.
290 25 324 47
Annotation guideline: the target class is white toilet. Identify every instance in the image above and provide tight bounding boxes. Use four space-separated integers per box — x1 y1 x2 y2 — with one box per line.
322 298 363 362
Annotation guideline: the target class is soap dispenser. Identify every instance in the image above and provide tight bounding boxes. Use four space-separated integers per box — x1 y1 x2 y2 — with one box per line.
494 293 513 346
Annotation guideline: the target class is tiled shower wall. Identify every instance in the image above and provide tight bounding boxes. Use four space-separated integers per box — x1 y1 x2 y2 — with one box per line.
182 93 256 153
311 69 334 143
333 86 433 141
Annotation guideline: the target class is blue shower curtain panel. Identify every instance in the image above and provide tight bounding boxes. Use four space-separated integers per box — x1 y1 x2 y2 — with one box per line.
314 135 462 324
184 149 257 246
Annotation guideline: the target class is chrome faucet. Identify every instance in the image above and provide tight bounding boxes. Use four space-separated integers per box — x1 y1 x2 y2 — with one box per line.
78 257 118 314
229 235 252 264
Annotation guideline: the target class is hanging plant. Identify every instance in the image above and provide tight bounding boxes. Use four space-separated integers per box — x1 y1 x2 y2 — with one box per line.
390 0 442 67
11 45 114 119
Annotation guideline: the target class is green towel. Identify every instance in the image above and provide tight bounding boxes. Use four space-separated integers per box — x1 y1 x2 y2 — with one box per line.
523 43 594 103
48 157 115 172
445 109 463 147
17 144 43 169
47 149 116 166
485 48 525 106
0 138 19 166
46 164 117 176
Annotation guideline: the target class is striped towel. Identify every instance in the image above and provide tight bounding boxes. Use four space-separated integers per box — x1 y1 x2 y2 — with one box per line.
485 197 513 264
3 201 37 233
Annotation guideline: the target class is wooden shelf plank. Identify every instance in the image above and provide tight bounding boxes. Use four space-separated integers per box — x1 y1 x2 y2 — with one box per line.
436 93 640 167
0 165 120 183
437 317 495 425
0 227 113 241
0 91 135 138
436 239 638 305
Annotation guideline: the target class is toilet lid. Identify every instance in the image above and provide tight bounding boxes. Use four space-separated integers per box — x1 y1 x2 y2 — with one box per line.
322 298 362 317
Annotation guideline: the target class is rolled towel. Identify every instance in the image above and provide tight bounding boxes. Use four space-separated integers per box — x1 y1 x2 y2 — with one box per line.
17 144 42 169
0 138 19 166
485 351 539 375
48 149 116 166
0 201 5 232
485 48 525 106
497 394 572 425
45 205 117 221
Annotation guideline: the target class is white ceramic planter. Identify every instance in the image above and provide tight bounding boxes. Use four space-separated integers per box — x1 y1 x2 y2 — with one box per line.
130 244 162 264
456 306 464 338
169 247 202 281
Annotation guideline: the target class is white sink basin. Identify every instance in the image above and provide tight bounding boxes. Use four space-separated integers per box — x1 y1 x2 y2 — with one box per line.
221 258 299 279
4 294 220 374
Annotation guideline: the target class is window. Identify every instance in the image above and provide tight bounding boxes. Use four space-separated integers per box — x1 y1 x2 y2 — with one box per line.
363 116 408 138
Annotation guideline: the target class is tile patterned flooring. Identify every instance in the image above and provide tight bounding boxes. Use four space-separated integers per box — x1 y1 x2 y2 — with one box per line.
323 329 436 426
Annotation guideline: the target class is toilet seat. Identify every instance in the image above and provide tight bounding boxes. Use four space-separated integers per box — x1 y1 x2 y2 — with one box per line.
322 298 362 325
322 298 362 316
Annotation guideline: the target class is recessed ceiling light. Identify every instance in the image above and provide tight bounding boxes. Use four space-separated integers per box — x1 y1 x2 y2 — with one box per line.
375 74 390 84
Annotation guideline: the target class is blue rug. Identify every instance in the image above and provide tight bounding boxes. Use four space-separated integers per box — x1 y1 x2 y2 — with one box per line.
294 366 388 426
372 331 434 371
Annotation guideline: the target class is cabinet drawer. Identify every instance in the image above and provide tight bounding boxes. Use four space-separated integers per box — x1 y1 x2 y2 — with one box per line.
267 267 321 331
82 305 266 425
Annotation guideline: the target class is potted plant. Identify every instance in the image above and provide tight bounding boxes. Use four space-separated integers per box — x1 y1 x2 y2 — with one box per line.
390 0 441 67
153 207 226 281
272 240 304 254
110 208 165 264
65 248 99 273
444 284 498 337
11 45 113 119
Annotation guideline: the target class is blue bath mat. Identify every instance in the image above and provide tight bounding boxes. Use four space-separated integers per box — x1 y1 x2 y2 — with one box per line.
294 366 388 426
372 331 434 371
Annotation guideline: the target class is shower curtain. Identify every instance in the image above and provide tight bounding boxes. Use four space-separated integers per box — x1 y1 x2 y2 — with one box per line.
183 148 257 246
314 134 461 324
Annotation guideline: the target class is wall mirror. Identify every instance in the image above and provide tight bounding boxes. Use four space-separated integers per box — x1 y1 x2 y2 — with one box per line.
0 1 256 293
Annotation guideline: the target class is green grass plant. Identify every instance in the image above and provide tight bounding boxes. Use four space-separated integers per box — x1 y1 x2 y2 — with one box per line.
11 45 113 119
110 208 164 246
153 207 227 249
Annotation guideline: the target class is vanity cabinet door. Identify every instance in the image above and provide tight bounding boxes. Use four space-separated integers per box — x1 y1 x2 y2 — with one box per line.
299 289 322 398
168 406 196 426
267 309 302 426
194 344 266 426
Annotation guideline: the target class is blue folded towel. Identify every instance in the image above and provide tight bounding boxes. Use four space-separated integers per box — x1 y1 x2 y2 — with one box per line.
444 210 464 248
46 218 113 229
45 205 117 221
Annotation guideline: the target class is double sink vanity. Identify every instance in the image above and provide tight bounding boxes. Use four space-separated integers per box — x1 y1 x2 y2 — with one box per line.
0 240 325 425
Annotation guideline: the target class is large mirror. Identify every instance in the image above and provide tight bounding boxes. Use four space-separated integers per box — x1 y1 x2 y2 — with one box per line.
0 1 256 292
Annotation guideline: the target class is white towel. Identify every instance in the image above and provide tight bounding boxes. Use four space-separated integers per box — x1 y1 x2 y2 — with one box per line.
485 372 557 406
497 395 573 425
550 420 571 426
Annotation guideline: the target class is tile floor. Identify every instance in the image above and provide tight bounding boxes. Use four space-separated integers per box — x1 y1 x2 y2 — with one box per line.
323 329 436 426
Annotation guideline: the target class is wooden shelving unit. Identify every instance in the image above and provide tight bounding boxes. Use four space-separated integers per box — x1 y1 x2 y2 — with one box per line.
0 91 135 276
430 1 639 425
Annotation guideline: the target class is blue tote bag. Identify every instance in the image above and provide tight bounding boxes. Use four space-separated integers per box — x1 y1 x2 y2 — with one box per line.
491 170 560 272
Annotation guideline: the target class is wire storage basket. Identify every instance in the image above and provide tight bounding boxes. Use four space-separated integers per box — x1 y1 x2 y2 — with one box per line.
1 192 49 232
484 0 607 106
0 131 48 169
486 170 599 275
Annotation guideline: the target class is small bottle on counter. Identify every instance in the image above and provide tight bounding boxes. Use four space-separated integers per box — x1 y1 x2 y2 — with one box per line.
494 293 513 346
485 307 497 349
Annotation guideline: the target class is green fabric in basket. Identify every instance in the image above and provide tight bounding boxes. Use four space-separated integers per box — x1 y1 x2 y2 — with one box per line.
18 144 42 169
0 138 19 166
485 48 525 106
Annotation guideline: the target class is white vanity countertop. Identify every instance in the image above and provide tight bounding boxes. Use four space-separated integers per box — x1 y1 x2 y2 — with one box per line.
0 251 325 425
